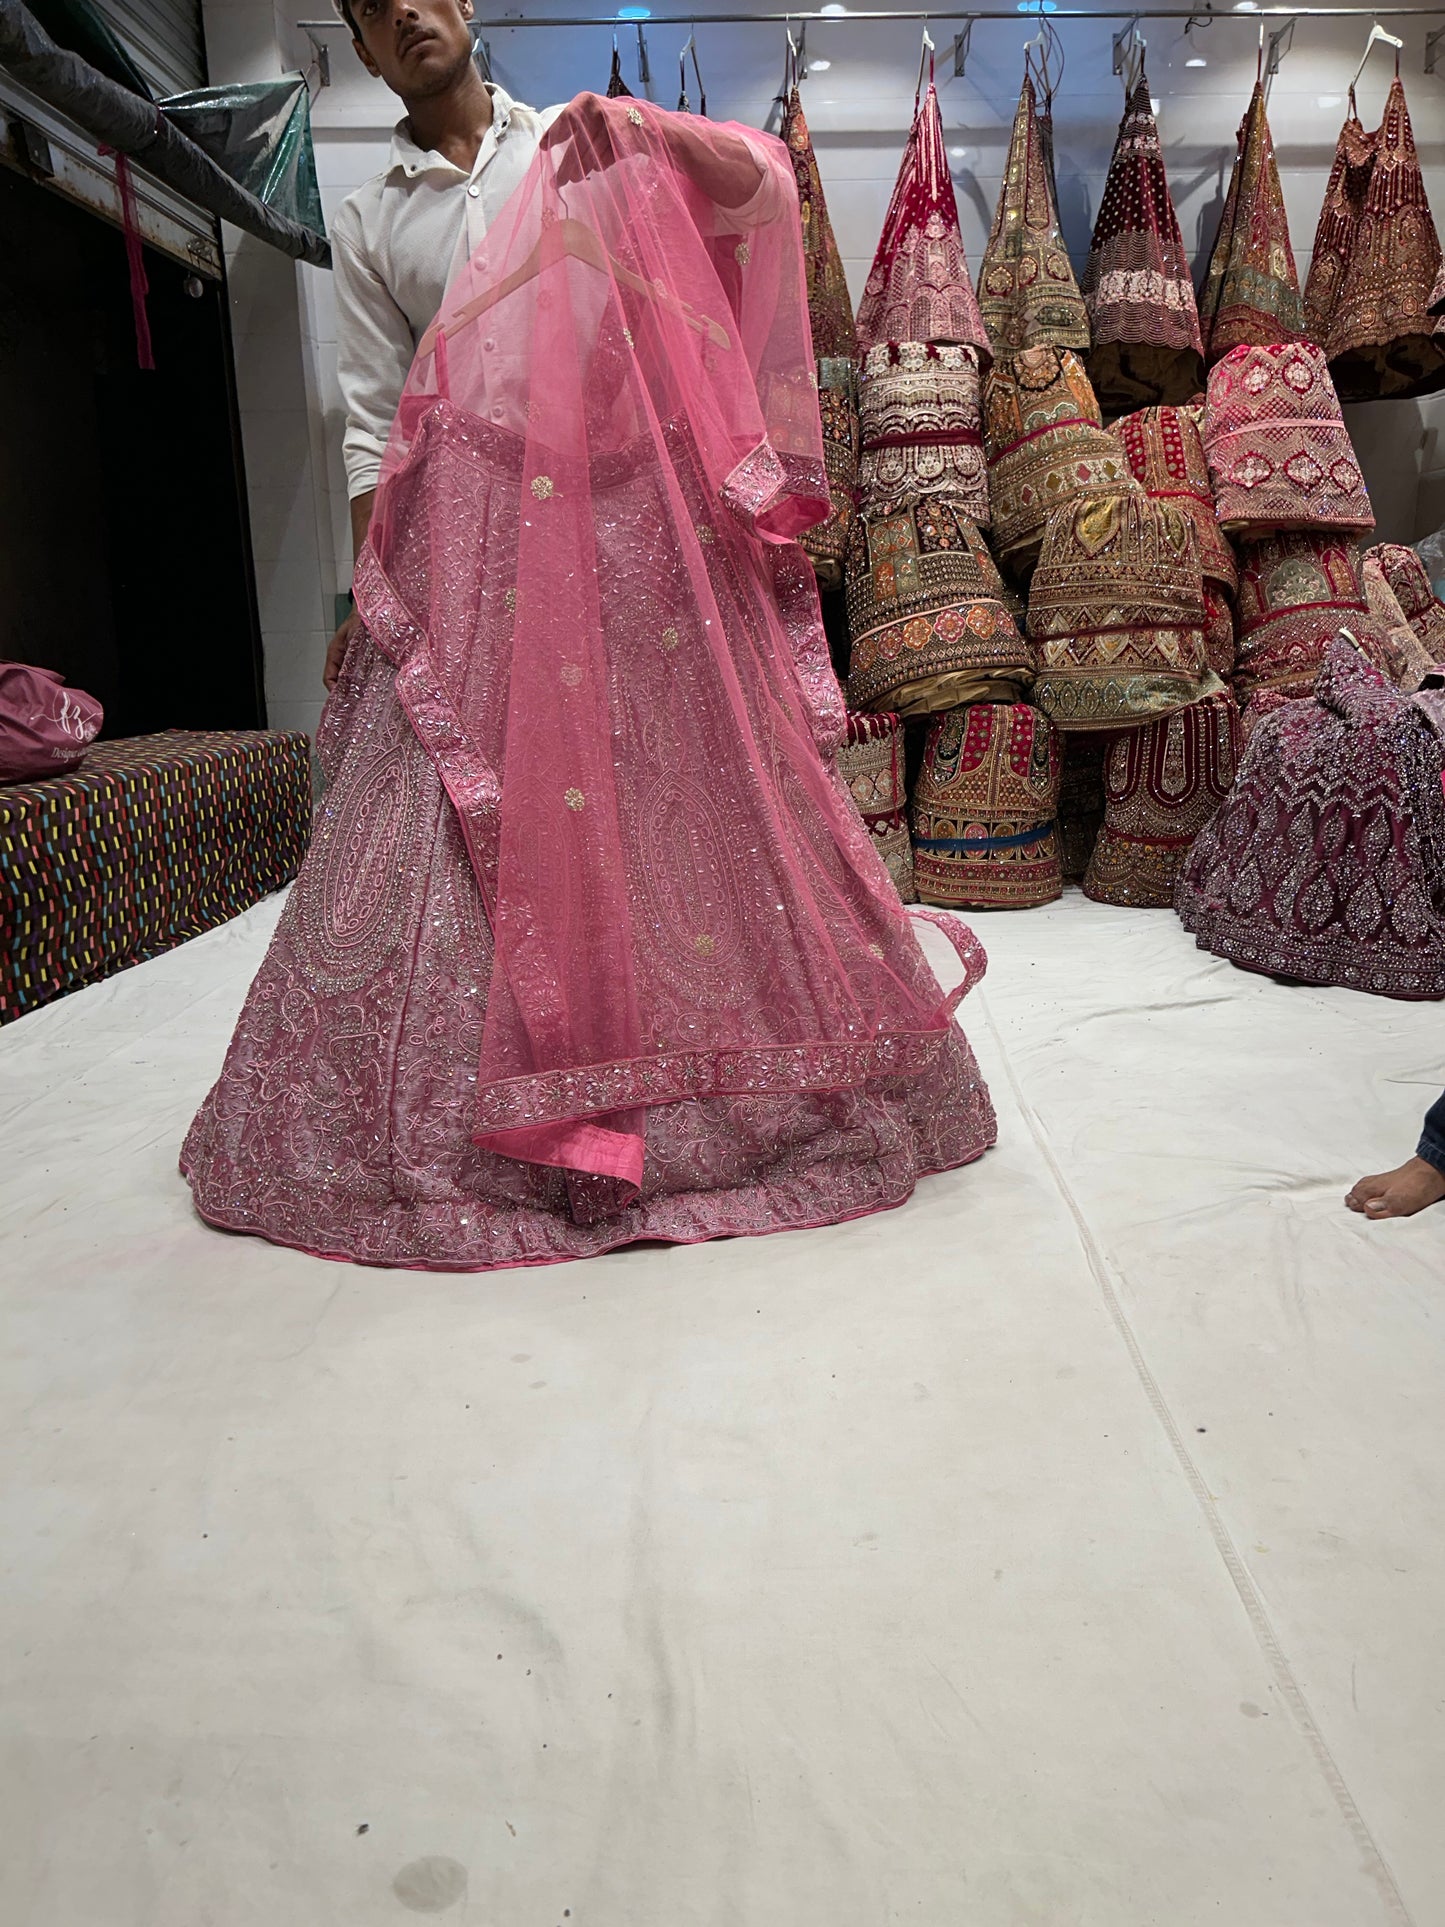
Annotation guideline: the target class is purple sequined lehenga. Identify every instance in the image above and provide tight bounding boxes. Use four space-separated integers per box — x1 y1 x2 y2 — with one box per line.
1176 639 1445 999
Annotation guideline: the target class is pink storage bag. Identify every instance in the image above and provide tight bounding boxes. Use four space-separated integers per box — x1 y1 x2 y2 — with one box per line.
0 663 103 782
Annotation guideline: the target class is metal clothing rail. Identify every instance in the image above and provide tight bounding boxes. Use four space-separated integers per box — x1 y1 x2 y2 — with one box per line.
298 8 1445 23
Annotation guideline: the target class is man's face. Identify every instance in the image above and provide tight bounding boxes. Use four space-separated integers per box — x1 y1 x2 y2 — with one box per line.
350 0 476 100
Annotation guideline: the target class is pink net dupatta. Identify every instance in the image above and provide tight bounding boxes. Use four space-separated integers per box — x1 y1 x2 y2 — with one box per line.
354 95 985 1204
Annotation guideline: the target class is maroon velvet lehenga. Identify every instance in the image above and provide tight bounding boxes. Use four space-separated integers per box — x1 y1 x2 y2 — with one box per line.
181 96 996 1270
1176 639 1445 1000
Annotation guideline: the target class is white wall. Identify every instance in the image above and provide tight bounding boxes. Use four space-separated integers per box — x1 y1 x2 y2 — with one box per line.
214 0 1445 731
202 0 337 741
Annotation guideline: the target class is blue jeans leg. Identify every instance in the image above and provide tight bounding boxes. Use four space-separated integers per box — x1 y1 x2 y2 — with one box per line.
1417 1090 1445 1176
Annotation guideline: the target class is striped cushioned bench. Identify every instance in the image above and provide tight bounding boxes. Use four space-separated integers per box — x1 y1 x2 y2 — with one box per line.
0 730 311 1023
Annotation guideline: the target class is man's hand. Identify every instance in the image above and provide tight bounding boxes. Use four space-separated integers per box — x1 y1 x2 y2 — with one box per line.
540 91 615 187
326 489 378 692
324 606 363 692
542 94 763 206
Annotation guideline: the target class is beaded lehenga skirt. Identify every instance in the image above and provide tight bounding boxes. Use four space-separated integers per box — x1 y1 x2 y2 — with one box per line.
180 630 995 1272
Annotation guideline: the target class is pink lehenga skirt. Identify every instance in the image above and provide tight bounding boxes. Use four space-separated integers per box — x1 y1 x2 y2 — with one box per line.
180 628 996 1271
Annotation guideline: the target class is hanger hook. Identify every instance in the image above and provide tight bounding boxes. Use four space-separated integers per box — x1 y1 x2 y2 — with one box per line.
1350 18 1404 92
916 20 935 103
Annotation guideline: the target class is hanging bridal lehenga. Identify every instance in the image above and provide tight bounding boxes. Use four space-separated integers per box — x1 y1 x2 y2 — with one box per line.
182 96 997 1270
976 66 1089 358
1081 65 1204 411
1304 73 1445 401
1198 79 1304 365
780 57 861 590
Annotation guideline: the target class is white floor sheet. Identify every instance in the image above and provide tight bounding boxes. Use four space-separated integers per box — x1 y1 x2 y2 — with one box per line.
2 889 1443 1927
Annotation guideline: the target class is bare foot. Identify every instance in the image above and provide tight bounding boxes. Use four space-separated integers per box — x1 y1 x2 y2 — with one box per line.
1346 1157 1445 1219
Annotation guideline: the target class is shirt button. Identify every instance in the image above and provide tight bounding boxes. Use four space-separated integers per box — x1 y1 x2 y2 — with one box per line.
483 337 496 351
467 184 480 198
491 405 505 420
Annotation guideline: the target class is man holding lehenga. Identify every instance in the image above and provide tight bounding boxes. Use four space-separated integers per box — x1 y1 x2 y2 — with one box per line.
182 63 996 1269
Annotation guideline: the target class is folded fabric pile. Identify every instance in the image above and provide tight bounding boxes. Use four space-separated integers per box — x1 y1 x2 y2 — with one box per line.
859 342 988 527
1230 532 1374 706
983 346 1137 582
845 500 1032 718
1116 403 1238 677
1361 548 1437 689
1201 342 1387 731
829 67 1443 924
876 64 1109 912
1028 490 1216 731
1083 692 1241 908
1370 543 1445 661
835 710 916 902
1203 341 1373 537
849 89 1000 720
911 701 1062 910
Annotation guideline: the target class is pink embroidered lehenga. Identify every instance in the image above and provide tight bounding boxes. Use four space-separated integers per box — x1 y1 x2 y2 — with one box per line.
181 96 996 1270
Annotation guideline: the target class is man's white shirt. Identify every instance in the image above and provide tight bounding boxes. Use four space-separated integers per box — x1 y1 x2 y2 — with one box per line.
332 85 790 500
331 83 562 500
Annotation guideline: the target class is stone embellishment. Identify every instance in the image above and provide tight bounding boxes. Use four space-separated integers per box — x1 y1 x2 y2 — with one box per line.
1203 341 1373 535
531 475 554 501
560 663 583 688
696 524 715 545
735 241 751 267
565 788 586 811
622 328 634 348
627 106 644 127
504 587 517 613
694 934 716 957
660 626 680 651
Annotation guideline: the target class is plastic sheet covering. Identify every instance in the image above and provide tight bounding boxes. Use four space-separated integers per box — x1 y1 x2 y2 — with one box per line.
26 0 150 95
160 74 325 238
0 0 331 265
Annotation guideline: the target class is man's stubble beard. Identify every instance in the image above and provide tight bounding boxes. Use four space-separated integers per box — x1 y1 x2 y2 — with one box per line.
400 44 479 103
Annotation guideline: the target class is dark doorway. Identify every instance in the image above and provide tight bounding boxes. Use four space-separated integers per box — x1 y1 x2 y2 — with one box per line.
0 166 263 736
